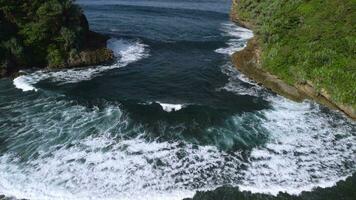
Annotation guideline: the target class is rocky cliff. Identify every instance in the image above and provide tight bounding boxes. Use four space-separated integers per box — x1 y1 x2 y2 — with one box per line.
0 0 114 78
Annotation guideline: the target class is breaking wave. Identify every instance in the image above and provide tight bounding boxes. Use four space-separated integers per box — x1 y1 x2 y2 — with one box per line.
0 96 243 200
156 102 185 112
215 22 253 55
239 96 356 195
219 61 356 195
2 5 355 200
1 77 355 200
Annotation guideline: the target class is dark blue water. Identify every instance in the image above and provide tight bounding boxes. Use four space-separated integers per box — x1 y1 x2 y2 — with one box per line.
0 0 355 199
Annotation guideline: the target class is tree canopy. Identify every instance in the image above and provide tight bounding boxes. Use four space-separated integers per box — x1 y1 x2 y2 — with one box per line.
0 0 89 75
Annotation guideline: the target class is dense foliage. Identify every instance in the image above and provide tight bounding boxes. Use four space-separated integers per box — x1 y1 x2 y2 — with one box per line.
0 0 88 75
234 0 356 106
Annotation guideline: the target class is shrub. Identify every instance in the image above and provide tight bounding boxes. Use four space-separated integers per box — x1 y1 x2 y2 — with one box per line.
234 0 356 106
0 0 87 69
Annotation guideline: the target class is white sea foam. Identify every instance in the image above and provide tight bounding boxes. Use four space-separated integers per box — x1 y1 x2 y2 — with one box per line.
219 61 356 195
0 96 243 200
141 101 186 112
0 92 355 200
218 63 265 97
13 75 38 92
0 133 242 200
157 102 185 112
237 96 356 195
13 38 148 92
4 25 356 200
215 22 254 55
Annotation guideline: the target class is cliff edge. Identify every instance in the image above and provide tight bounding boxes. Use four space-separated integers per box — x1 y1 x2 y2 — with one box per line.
0 0 114 78
231 0 356 119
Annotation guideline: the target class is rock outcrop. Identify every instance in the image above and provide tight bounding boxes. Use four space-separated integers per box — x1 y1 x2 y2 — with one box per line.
61 31 114 69
0 1 114 78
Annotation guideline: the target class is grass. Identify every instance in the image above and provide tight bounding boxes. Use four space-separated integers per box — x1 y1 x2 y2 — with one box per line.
234 0 356 106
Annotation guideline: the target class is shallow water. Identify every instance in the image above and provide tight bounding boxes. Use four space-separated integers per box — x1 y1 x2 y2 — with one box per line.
0 0 355 200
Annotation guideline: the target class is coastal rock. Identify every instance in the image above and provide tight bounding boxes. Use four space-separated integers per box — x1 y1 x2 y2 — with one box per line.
66 31 114 68
232 37 356 119
232 38 305 102
230 2 356 120
0 2 114 78
64 15 115 68
230 0 254 29
30 31 114 70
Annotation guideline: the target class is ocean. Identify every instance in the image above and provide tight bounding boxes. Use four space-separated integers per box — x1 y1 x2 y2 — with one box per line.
0 0 355 199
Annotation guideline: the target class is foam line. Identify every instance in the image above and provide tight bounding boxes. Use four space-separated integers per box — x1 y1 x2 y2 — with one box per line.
0 95 355 199
13 39 149 92
236 96 356 195
215 22 254 55
219 60 356 195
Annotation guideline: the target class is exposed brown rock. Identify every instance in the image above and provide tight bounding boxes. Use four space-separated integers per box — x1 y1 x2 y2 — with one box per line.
66 31 114 68
231 28 356 120
230 0 355 120
48 31 114 69
232 38 305 102
230 0 255 29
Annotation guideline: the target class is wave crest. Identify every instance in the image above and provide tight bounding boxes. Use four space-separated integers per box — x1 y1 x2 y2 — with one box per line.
215 23 253 55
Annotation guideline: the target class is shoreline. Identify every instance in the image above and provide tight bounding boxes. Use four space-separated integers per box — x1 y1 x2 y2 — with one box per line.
230 1 355 120
0 31 114 79
0 7 114 79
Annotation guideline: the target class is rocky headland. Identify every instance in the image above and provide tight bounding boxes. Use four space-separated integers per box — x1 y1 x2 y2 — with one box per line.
0 0 114 78
230 0 356 119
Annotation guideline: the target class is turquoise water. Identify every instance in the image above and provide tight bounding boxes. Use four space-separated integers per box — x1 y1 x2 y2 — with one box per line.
0 0 355 199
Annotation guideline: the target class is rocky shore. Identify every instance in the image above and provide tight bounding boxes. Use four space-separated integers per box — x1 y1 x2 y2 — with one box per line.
64 31 114 69
0 25 114 79
0 2 114 78
230 0 356 120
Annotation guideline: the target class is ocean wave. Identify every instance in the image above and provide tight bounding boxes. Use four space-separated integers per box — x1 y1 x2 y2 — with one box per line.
218 63 265 97
3 20 356 200
13 38 149 92
218 61 356 195
156 102 185 112
238 96 356 195
0 94 243 200
215 22 253 55
0 128 243 200
0 93 355 200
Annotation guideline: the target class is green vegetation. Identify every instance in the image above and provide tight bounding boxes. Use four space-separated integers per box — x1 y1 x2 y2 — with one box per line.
0 0 89 75
186 173 356 200
234 0 356 106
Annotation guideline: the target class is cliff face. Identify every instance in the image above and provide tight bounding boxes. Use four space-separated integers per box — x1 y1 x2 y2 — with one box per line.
230 0 356 119
57 30 114 69
0 0 114 78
